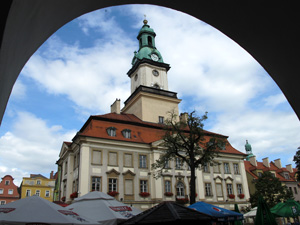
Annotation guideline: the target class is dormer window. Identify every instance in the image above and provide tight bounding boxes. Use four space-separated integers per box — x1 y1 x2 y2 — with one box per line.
122 129 131 139
284 173 290 179
107 127 116 137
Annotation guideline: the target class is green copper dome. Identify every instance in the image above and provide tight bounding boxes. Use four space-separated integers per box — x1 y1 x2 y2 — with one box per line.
131 20 164 65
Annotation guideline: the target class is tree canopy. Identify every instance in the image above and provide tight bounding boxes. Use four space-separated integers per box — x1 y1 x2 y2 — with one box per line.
250 171 293 208
152 111 225 204
293 146 300 181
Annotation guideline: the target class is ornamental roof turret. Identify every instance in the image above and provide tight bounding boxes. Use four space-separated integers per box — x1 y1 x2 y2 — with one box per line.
131 19 164 65
245 140 255 161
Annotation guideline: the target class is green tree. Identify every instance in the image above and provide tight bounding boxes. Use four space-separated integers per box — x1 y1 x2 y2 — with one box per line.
293 146 300 181
250 171 293 208
152 111 224 204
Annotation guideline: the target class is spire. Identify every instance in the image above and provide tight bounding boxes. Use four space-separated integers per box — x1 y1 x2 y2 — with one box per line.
131 19 164 66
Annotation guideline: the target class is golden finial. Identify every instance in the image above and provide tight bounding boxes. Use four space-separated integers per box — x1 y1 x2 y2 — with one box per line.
143 14 148 25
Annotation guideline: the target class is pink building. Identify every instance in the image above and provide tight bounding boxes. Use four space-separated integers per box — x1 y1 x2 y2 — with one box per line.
0 175 20 204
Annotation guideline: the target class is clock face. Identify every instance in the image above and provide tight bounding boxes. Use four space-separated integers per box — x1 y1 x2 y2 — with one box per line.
151 53 159 61
152 70 159 76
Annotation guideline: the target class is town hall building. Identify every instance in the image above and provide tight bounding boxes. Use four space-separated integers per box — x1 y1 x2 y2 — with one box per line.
56 19 250 211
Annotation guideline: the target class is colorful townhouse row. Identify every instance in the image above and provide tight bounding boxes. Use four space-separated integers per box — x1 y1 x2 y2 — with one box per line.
0 172 56 205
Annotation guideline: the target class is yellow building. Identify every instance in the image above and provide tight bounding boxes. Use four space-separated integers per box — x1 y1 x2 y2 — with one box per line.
20 174 55 202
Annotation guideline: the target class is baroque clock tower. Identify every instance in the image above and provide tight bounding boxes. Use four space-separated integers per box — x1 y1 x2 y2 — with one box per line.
121 19 181 123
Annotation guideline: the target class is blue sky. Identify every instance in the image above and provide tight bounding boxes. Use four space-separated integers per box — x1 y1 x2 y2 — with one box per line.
1 5 300 185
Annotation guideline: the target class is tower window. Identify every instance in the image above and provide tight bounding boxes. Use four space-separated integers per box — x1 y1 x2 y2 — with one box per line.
148 36 153 47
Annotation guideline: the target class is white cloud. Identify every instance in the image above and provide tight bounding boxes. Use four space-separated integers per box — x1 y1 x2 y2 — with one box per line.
0 112 76 186
210 110 300 166
10 79 27 100
263 93 287 108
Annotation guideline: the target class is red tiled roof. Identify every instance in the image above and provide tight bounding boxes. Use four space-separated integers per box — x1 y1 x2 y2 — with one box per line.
74 112 246 156
244 160 296 182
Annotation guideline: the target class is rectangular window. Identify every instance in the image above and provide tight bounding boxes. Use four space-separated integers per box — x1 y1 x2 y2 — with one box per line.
140 180 148 193
224 163 230 174
203 163 210 173
159 116 164 124
164 158 170 169
45 190 50 197
205 183 212 196
237 184 243 194
26 190 31 197
176 182 185 197
74 154 78 169
139 155 147 168
294 187 298 194
91 177 101 191
109 152 118 166
92 150 102 165
8 189 13 195
124 179 133 195
213 164 220 173
35 190 40 196
227 184 233 195
165 180 171 193
216 183 223 197
37 180 41 185
64 161 68 175
175 158 182 170
124 153 133 167
109 178 118 192
0 189 3 194
0 201 5 205
284 173 290 179
233 163 240 174
5 180 9 185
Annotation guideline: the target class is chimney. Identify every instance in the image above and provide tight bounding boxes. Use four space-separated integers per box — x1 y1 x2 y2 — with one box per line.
286 164 293 173
274 159 282 169
249 155 257 167
262 157 270 168
50 171 54 179
111 99 121 114
179 112 188 124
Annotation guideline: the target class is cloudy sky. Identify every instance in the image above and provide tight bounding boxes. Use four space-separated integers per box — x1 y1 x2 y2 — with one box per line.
1 5 299 186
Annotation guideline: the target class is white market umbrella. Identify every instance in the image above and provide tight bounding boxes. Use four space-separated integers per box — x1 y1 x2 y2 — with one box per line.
244 207 257 218
68 192 141 225
0 196 99 225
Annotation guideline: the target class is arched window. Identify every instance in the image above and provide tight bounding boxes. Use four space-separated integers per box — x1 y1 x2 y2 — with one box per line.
176 181 185 198
148 36 153 47
107 127 116 137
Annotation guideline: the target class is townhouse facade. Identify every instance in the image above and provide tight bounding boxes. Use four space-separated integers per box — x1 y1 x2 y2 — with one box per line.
0 175 19 205
20 174 55 202
244 156 300 201
56 19 250 211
